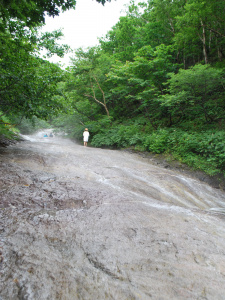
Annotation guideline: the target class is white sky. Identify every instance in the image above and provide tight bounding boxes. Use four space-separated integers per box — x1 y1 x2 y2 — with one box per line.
42 0 134 67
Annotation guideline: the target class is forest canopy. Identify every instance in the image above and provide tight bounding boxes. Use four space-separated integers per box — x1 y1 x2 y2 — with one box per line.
1 0 225 178
0 0 111 138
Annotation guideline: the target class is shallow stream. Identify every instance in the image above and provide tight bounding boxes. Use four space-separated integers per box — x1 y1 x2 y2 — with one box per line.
0 131 225 299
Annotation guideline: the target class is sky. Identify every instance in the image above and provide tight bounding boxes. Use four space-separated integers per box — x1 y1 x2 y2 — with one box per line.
42 0 134 67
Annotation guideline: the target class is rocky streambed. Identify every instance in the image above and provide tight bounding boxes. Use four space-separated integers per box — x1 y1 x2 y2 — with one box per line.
0 132 225 299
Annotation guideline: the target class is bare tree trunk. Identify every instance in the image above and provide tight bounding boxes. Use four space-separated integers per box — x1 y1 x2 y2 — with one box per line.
209 29 212 49
216 38 223 61
200 19 208 64
85 75 111 123
92 75 110 118
183 53 186 69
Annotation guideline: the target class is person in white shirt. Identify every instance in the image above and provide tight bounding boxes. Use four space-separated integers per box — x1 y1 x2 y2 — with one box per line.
83 128 90 147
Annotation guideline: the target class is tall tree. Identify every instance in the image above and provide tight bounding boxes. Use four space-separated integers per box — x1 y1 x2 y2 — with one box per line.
161 64 225 124
0 0 110 31
68 47 113 123
175 0 225 65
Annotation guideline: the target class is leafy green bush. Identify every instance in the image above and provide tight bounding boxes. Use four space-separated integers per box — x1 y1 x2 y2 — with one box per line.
91 120 225 176
143 129 170 153
0 114 20 142
142 128 225 176
162 64 225 123
91 123 145 148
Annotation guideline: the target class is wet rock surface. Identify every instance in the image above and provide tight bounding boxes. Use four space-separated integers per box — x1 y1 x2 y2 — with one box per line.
123 149 225 190
1 132 225 299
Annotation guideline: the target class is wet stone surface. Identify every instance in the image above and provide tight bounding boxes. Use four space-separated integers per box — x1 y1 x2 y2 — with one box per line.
0 132 225 299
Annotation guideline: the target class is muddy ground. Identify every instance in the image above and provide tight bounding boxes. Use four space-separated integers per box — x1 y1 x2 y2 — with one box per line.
0 132 225 300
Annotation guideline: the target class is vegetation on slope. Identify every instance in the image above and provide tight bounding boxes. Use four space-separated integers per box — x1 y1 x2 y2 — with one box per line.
1 0 225 178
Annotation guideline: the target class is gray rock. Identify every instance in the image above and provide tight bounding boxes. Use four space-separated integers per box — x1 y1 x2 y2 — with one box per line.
0 135 225 299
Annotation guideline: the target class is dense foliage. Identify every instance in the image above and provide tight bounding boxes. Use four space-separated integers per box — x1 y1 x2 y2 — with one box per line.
1 0 225 178
52 0 225 178
0 0 111 140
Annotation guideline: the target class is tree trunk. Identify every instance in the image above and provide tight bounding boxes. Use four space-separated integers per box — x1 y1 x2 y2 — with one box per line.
200 19 208 64
85 75 111 124
216 38 223 61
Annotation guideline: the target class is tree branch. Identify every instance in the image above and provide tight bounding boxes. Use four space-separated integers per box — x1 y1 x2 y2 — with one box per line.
86 75 110 119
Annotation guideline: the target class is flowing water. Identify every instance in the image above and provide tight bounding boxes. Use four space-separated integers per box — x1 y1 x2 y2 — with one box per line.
0 131 225 299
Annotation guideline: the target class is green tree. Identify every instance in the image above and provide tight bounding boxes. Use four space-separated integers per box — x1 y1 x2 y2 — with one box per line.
141 0 186 45
100 3 145 62
0 0 78 132
161 64 225 125
0 20 71 120
106 44 178 127
0 0 76 32
64 47 114 137
175 0 225 66
0 0 110 31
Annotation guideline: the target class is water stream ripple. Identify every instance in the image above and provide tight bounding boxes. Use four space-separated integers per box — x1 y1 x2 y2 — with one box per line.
0 131 225 300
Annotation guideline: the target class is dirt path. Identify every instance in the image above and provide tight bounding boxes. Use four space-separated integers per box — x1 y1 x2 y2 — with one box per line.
1 133 225 299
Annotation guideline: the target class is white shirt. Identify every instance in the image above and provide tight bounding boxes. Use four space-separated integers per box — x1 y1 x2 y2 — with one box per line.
83 131 89 142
